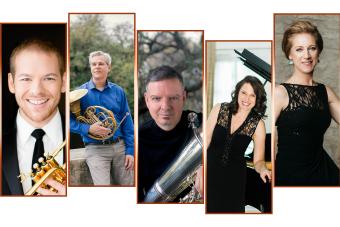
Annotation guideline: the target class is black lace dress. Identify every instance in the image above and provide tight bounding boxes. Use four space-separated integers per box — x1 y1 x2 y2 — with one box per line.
207 102 262 212
275 83 339 186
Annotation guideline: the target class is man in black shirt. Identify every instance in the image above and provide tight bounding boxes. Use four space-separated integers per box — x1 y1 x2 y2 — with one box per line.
138 66 202 202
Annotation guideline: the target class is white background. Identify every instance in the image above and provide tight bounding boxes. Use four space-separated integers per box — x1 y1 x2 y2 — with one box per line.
1 0 340 226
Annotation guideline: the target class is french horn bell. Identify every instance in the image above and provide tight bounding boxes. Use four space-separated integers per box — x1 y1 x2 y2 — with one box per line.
70 89 117 140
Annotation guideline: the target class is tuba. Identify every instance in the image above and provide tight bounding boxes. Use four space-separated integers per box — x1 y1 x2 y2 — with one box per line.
23 141 67 195
70 89 118 140
144 112 203 203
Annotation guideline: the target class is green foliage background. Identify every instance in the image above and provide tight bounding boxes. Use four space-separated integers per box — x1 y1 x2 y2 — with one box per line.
70 15 134 116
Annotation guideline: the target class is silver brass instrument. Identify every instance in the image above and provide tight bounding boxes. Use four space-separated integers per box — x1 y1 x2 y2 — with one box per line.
24 141 66 195
144 112 203 202
70 89 118 140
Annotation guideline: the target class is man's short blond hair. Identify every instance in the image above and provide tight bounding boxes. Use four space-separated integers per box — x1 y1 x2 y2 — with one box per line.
10 39 65 76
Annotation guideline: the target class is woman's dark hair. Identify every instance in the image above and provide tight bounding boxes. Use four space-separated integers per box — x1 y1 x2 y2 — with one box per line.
282 20 323 59
230 75 267 118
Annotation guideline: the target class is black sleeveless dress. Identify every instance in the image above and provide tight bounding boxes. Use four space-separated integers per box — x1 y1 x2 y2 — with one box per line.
207 103 261 212
275 83 339 186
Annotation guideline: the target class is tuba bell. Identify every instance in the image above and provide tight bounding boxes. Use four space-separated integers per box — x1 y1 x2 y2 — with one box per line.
23 141 67 195
144 112 203 203
70 89 117 140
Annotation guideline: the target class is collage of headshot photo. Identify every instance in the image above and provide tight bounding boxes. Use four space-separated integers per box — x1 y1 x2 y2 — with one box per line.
0 9 339 226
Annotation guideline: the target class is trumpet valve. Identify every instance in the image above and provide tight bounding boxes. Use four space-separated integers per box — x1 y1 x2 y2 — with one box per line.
38 157 47 165
53 170 66 184
32 163 41 172
31 172 40 184
38 156 45 163
46 158 58 168
39 157 52 172
33 163 45 178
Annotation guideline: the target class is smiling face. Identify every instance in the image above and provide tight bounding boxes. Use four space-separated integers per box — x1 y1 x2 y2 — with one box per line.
90 55 110 83
289 33 319 75
144 78 186 131
237 82 256 112
8 49 66 128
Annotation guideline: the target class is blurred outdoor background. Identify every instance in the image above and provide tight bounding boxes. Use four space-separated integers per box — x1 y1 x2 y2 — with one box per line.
138 31 203 124
69 14 135 184
70 14 134 115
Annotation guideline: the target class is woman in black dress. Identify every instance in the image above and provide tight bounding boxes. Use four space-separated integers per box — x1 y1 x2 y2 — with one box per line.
206 76 271 213
275 21 340 186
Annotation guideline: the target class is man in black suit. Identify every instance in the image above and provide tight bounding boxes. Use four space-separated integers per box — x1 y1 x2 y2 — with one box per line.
2 39 66 195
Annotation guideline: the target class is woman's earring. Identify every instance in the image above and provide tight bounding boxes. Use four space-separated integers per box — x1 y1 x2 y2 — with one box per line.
288 59 293 65
318 59 320 63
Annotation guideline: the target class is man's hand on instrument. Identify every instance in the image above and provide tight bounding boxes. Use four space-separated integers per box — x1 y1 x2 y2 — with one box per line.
89 122 111 137
194 165 203 196
36 177 66 195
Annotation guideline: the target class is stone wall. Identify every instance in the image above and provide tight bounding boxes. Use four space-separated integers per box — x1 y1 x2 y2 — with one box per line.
70 148 94 185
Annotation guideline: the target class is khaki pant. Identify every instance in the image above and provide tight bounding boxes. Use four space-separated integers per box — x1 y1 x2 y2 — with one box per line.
85 141 134 186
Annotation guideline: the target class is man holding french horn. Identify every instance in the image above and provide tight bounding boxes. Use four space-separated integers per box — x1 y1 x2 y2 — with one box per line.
138 66 203 203
2 38 66 196
70 51 134 186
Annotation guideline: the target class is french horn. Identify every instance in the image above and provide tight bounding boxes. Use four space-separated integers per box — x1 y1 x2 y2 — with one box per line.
70 89 117 140
24 141 66 195
144 112 203 203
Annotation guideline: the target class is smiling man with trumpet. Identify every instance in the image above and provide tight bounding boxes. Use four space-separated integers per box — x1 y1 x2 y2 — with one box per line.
70 51 134 186
2 38 66 196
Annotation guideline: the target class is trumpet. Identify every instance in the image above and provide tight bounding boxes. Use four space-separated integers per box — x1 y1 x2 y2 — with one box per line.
70 89 124 141
25 141 66 195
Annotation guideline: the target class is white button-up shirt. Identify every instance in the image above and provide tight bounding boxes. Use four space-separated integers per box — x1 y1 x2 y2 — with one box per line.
16 109 63 194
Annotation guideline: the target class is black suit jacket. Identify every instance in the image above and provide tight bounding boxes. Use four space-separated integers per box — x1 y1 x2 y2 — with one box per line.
2 113 65 195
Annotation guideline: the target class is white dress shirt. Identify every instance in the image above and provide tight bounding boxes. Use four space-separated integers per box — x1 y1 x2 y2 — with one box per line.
16 109 64 194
